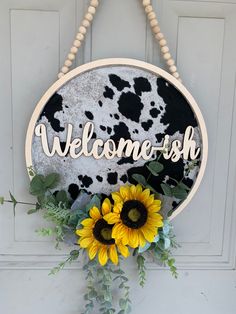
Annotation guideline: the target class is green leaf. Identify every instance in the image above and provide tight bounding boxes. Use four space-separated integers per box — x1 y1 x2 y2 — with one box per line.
56 190 68 204
70 250 80 260
119 299 127 310
147 161 164 176
137 255 146 287
0 197 4 205
29 175 46 196
36 228 53 237
172 186 188 200
132 174 147 186
44 173 60 189
9 191 17 215
146 184 159 196
178 182 191 191
167 208 175 217
85 195 101 212
161 184 173 197
37 195 45 206
27 208 38 215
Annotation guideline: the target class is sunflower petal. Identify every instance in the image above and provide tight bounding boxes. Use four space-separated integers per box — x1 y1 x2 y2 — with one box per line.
113 203 123 213
101 198 112 215
121 234 129 246
109 245 119 265
98 246 108 266
88 244 98 260
140 188 151 202
148 203 161 213
112 223 127 239
76 228 91 237
117 243 130 258
120 186 130 201
144 194 155 208
128 229 139 248
130 185 137 199
141 226 156 243
81 218 95 227
89 206 101 220
147 213 163 227
103 213 120 224
79 237 94 248
138 231 147 247
112 192 123 203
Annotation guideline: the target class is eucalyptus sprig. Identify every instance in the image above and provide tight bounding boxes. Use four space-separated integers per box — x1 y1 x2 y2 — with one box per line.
49 249 80 275
137 255 146 288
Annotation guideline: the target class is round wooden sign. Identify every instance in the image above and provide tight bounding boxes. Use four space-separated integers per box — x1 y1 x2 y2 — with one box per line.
25 58 208 219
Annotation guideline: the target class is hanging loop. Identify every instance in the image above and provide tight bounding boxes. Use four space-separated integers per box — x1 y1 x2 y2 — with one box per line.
58 0 181 82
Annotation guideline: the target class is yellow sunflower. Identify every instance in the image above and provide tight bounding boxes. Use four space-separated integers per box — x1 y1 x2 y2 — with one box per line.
103 184 163 248
76 198 129 266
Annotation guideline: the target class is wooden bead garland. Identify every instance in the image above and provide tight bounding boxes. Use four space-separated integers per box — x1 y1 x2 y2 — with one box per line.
152 26 161 34
143 0 181 81
73 40 81 48
70 47 78 54
150 19 158 27
58 0 100 79
145 5 153 14
142 0 151 6
147 12 156 20
82 19 90 28
58 0 181 82
85 13 93 22
90 0 99 7
65 60 72 67
76 33 84 41
88 6 96 15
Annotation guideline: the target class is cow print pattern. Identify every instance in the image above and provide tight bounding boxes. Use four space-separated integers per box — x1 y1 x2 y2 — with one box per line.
32 66 203 217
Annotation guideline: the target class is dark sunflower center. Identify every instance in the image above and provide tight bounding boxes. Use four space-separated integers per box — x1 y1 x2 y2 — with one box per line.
93 219 115 245
121 200 148 229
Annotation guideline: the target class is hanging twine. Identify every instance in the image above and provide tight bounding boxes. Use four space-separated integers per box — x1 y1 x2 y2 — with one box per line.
58 0 181 82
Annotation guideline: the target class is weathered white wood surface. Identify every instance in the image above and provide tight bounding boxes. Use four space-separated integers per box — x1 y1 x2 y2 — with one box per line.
0 0 236 313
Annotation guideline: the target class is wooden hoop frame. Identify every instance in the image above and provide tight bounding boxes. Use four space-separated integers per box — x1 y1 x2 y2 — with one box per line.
25 58 208 220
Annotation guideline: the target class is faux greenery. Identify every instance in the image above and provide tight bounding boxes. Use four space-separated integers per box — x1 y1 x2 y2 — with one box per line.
0 161 180 313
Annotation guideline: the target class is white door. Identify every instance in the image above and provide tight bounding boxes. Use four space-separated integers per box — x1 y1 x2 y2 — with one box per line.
0 1 236 313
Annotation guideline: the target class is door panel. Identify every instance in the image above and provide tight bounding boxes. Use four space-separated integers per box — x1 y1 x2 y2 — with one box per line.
0 0 236 313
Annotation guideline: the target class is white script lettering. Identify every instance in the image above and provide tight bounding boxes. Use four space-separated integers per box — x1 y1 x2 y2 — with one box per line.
34 122 200 162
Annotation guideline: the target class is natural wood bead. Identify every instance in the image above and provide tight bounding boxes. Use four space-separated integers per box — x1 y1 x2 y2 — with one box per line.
150 19 158 27
90 0 99 8
155 32 164 40
152 25 161 34
173 72 180 79
58 72 64 79
82 19 90 28
167 58 175 66
161 46 169 54
148 12 156 20
70 46 78 54
159 39 167 47
163 52 171 60
143 0 151 7
61 66 69 74
79 26 86 35
73 40 81 48
76 33 84 41
88 6 96 14
145 5 153 13
65 60 72 67
85 13 93 22
169 65 177 73
68 53 75 61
